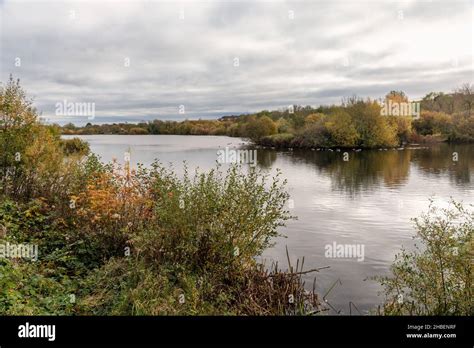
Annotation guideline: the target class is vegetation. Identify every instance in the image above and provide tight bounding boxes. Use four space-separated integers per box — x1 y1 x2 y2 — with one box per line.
1 76 472 316
60 137 90 156
62 85 474 149
0 76 326 315
376 199 473 315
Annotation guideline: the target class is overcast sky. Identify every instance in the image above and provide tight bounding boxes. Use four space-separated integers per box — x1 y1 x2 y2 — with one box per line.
0 0 472 125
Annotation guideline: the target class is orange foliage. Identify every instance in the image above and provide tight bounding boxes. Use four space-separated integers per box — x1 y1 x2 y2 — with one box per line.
73 167 154 238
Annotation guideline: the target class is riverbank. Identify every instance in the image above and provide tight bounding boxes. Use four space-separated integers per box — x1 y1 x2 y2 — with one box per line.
60 91 473 150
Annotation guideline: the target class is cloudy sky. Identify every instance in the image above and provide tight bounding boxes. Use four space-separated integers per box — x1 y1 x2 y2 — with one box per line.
0 0 472 125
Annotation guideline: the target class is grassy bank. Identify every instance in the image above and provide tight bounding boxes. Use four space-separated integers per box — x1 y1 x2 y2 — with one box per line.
0 159 327 315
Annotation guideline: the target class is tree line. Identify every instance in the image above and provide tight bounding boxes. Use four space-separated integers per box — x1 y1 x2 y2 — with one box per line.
62 84 474 149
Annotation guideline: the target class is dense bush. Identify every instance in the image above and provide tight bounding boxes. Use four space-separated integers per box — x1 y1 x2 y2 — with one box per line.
259 133 294 148
413 111 452 137
376 200 473 315
0 157 323 315
244 115 278 141
60 137 90 156
325 109 359 147
292 123 331 148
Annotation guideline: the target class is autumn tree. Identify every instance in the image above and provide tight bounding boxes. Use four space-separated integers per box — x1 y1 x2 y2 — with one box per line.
454 83 473 116
245 116 277 141
325 109 359 147
412 111 452 136
0 76 67 199
387 116 413 144
347 100 398 148
305 113 326 125
0 76 39 195
385 90 408 103
275 117 293 133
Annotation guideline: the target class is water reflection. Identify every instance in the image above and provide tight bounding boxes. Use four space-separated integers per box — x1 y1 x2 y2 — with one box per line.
411 144 473 186
256 144 473 196
65 135 473 313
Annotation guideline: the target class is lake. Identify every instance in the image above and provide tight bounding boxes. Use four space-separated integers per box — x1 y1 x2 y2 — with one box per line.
64 134 474 314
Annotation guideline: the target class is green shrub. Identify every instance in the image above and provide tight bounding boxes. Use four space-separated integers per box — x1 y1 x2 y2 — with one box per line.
376 199 473 315
0 259 77 315
292 123 331 148
135 163 292 278
258 133 295 148
60 137 90 155
244 116 278 141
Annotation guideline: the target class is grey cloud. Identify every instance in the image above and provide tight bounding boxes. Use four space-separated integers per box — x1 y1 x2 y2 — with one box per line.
0 0 472 125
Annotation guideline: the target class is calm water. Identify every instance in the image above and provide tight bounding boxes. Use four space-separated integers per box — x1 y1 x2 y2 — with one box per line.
64 135 474 314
